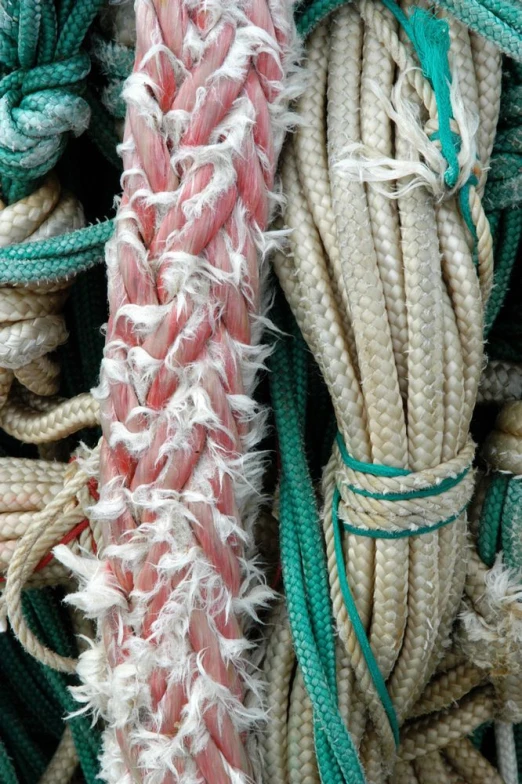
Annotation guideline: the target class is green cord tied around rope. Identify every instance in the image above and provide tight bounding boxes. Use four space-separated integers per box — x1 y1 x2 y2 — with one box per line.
0 0 104 203
334 432 476 537
331 432 475 747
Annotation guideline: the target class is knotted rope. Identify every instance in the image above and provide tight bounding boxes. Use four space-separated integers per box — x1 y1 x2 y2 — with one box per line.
269 1 501 780
57 0 299 780
0 0 104 204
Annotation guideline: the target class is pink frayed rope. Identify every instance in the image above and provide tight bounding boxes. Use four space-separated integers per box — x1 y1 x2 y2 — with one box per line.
65 0 297 781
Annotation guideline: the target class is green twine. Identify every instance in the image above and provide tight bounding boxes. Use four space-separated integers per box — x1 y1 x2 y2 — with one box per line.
331 486 400 747
382 1 460 188
270 294 366 784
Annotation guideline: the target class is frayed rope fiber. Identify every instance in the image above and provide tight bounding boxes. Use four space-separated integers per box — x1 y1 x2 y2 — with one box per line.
56 0 299 782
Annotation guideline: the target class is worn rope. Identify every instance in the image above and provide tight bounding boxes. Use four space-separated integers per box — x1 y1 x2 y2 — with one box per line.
269 1 500 780
56 0 299 780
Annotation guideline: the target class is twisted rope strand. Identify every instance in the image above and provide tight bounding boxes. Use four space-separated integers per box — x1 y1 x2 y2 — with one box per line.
62 0 298 780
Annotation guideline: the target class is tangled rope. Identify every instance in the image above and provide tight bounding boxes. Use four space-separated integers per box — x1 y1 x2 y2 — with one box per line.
57 0 299 780
267 0 502 780
0 174 86 409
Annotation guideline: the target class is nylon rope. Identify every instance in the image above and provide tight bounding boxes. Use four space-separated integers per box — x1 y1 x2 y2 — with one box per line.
266 1 502 780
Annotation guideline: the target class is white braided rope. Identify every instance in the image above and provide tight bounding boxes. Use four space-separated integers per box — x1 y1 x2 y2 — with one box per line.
0 175 85 408
266 2 501 780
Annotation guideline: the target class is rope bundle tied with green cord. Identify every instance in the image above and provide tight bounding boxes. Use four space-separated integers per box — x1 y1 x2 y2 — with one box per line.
264 0 510 780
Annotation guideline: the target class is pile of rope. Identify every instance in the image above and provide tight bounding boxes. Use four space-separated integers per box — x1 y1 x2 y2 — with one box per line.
263 1 522 781
0 0 521 783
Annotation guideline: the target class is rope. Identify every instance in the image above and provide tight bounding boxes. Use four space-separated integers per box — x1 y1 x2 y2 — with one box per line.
268 2 499 779
294 0 522 59
0 0 104 204
57 0 299 779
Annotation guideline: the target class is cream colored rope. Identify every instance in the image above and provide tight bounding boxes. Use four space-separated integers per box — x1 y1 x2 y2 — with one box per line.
0 390 99 443
478 360 522 404
0 175 85 409
266 2 502 780
2 451 101 670
38 726 78 784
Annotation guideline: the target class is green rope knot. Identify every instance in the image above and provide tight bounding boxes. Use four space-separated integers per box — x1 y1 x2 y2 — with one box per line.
0 0 104 202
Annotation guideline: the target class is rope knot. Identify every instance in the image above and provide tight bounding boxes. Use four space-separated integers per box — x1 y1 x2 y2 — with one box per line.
0 0 102 196
0 55 91 183
334 434 476 538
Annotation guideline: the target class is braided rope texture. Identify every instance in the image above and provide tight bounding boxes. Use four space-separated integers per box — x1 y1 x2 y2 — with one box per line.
61 0 299 781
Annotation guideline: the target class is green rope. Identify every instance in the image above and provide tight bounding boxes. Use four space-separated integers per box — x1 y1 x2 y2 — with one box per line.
0 219 112 284
294 0 522 59
270 294 366 784
0 0 105 203
0 740 18 784
0 589 101 784
477 473 509 567
331 486 400 747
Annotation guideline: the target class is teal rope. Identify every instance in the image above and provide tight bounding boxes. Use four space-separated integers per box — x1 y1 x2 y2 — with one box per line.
0 0 105 203
0 219 112 284
478 473 509 567
270 297 366 784
332 487 400 747
0 740 18 784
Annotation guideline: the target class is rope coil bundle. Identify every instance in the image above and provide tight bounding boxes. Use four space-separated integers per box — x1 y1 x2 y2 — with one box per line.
267 0 505 780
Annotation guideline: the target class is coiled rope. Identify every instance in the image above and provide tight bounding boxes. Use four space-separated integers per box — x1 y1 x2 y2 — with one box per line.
266 0 502 780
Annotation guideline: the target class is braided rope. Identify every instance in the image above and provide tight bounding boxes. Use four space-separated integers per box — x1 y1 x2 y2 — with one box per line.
0 174 85 409
58 0 299 779
268 2 500 779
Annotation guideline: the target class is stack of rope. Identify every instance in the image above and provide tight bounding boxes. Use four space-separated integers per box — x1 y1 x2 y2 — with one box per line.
263 1 520 781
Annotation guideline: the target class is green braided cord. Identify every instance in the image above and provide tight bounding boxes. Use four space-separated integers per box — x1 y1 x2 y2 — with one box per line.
0 0 105 203
275 298 338 695
0 740 18 784
294 0 522 58
432 0 522 61
477 472 509 567
485 209 522 336
0 691 47 781
501 479 522 570
270 298 366 784
0 219 113 283
336 433 470 500
22 589 101 782
272 305 344 784
0 631 64 735
85 86 122 169
332 487 400 747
